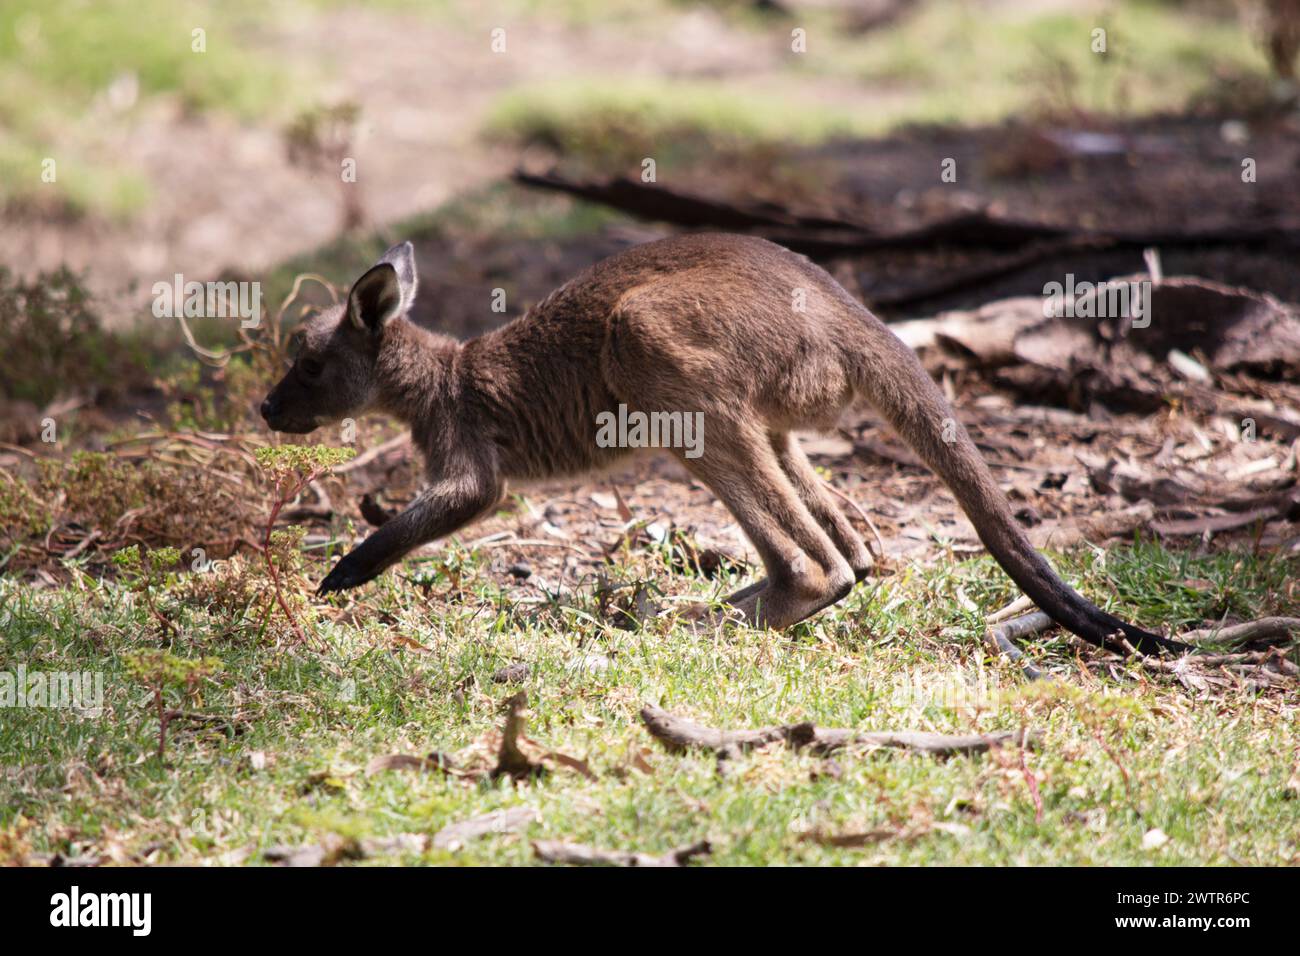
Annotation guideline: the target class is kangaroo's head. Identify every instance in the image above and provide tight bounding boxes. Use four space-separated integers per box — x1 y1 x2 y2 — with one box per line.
260 242 419 434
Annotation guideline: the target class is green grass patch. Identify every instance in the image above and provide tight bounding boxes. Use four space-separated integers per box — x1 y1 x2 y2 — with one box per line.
485 0 1273 163
484 78 871 168
0 1 294 118
807 0 1268 127
2 538 1295 866
0 0 302 217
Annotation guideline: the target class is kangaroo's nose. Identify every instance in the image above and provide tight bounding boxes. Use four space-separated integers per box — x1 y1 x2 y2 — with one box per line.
260 397 277 420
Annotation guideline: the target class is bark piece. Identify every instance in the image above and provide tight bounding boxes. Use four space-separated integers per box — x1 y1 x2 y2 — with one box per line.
532 839 711 867
264 833 363 867
494 691 545 780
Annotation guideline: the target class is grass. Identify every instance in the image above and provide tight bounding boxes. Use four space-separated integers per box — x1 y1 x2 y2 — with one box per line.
0 0 301 217
484 78 872 166
0 0 674 217
2 535 1297 866
817 0 1269 126
485 0 1273 164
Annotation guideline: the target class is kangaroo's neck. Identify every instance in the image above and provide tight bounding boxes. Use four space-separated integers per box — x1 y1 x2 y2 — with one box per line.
374 321 460 428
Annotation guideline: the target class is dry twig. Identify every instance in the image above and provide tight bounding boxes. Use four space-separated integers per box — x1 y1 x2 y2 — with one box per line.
639 704 1035 760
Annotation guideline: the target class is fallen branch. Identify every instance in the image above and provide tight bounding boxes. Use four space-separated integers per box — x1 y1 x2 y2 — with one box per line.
516 168 1300 262
533 839 711 867
985 611 1055 681
990 609 1299 687
1178 617 1300 647
513 168 860 234
639 704 1035 759
1139 646 1299 678
1150 507 1281 537
987 595 1036 625
824 481 887 561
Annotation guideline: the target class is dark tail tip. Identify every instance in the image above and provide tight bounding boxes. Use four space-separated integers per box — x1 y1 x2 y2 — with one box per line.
1012 553 1189 655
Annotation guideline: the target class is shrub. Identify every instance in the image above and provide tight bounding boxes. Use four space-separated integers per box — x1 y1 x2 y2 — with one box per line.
0 267 145 406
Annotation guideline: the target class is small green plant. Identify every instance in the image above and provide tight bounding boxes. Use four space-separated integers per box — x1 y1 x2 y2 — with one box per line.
122 649 222 762
410 540 479 595
0 472 50 562
112 544 182 638
255 444 355 645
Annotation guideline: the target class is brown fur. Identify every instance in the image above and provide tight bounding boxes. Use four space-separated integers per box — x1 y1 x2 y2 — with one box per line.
261 235 1183 653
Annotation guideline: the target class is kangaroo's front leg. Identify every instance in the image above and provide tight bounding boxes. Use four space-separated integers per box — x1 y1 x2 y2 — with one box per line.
317 470 503 595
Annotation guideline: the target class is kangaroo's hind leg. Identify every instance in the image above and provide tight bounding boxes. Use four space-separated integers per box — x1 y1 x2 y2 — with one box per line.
676 422 855 629
769 431 873 582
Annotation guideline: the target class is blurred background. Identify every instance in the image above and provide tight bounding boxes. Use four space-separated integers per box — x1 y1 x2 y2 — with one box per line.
1 0 1297 336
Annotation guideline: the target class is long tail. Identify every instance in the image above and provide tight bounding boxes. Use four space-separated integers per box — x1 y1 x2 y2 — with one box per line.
851 314 1187 655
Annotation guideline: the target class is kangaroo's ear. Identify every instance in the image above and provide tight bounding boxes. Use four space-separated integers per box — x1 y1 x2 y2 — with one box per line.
347 263 403 332
379 240 418 310
348 242 418 332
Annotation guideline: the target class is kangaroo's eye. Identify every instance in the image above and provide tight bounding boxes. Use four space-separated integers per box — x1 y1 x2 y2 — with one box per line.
299 357 324 378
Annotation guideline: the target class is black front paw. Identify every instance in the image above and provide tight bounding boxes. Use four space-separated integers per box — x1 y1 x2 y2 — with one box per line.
317 553 378 596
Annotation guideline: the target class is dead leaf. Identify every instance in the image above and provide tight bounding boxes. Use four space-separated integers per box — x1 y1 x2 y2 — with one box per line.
300 769 350 793
365 752 457 776
264 833 362 867
542 749 598 781
390 632 432 652
630 748 655 776
492 662 531 684
493 692 545 781
432 807 537 851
